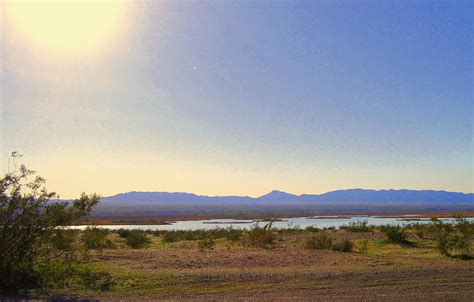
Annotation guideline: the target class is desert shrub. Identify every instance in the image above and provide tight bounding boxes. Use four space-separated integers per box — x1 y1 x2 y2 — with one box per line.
208 228 240 240
198 237 215 250
162 231 179 243
116 229 131 239
248 223 276 248
161 230 216 243
429 218 453 256
305 225 319 233
411 223 427 239
380 224 409 244
341 220 371 232
205 229 219 239
225 227 243 242
182 231 191 241
451 215 473 257
0 161 100 292
356 239 370 254
48 229 81 257
104 239 116 249
305 233 332 250
124 231 151 249
81 227 110 251
332 239 353 252
280 222 301 234
35 262 114 291
185 231 197 241
80 269 115 291
429 216 473 258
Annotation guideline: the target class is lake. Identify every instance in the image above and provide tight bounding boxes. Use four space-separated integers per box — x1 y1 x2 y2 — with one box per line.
71 215 474 230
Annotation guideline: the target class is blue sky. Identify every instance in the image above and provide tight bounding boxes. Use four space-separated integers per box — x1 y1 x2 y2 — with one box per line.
1 1 472 197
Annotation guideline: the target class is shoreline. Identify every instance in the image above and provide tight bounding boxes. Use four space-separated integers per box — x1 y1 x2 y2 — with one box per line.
76 211 474 225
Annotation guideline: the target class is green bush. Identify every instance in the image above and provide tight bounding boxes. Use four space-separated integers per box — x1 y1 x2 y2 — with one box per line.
341 220 371 232
248 223 276 248
380 224 409 245
411 223 427 239
49 229 81 256
159 228 245 244
0 162 100 292
162 231 179 243
198 237 215 250
430 218 455 256
429 216 473 258
81 227 110 251
225 227 243 242
185 232 197 241
35 262 114 291
124 231 151 249
305 233 332 250
116 229 131 238
451 215 473 257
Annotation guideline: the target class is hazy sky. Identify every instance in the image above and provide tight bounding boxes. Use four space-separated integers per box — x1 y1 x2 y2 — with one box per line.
1 1 473 198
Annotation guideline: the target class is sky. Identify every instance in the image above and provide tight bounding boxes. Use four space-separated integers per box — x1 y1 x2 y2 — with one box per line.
1 0 472 198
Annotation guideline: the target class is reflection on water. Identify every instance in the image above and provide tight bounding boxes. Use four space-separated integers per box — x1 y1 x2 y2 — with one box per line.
70 216 474 231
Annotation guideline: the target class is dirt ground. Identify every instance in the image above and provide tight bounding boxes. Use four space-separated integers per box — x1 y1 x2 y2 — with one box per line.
83 231 474 301
3 230 473 301
96 250 474 301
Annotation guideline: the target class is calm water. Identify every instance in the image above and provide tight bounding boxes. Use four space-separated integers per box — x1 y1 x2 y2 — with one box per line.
71 216 474 231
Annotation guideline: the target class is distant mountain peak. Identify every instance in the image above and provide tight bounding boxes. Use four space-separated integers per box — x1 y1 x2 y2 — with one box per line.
258 190 298 201
269 189 288 194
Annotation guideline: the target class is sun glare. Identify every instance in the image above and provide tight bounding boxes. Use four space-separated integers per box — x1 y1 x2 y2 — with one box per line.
3 1 131 58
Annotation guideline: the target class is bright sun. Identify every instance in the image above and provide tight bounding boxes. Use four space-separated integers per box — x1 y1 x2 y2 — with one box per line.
3 1 131 58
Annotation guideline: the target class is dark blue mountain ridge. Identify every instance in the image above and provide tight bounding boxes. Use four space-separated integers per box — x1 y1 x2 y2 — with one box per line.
100 191 255 203
258 190 299 201
99 188 473 204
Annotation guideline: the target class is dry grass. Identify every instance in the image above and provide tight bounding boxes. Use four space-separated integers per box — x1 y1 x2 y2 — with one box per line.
12 228 474 301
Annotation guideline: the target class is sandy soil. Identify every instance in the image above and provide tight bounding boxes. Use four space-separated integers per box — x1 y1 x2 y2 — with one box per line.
89 233 474 301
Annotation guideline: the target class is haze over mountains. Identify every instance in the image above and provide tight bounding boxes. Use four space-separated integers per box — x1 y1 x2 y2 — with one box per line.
93 189 474 219
101 189 473 204
90 189 474 218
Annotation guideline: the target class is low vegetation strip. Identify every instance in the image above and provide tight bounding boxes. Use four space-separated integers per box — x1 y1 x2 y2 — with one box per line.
3 217 473 298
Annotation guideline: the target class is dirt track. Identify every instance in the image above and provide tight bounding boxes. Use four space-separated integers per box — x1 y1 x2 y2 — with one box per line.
167 267 474 301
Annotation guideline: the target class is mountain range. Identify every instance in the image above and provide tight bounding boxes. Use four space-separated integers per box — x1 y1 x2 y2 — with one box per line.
100 189 473 204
